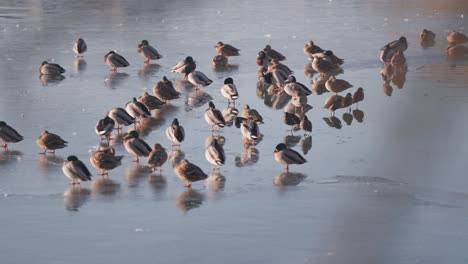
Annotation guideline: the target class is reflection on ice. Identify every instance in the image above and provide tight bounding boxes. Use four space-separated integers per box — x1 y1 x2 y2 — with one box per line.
300 136 312 155
137 63 160 81
235 146 259 167
91 178 120 196
147 174 168 195
176 189 205 213
0 150 23 164
39 74 65 86
104 72 129 89
63 187 91 211
206 172 226 192
125 165 151 187
185 91 213 110
273 172 307 186
73 57 87 74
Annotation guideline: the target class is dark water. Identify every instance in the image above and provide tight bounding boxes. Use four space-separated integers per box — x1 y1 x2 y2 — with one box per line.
0 0 467 263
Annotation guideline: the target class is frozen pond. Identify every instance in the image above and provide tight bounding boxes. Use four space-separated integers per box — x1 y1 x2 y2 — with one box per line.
1 0 468 263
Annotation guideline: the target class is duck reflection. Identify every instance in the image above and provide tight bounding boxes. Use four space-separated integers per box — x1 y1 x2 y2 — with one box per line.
185 91 213 110
63 187 91 211
273 172 307 186
73 57 87 74
173 79 194 92
37 155 64 170
391 67 406 89
136 116 164 138
176 189 205 213
383 83 393 96
91 178 120 196
104 72 129 89
352 109 364 123
380 63 407 90
0 150 23 165
206 172 226 192
126 165 151 187
222 106 239 126
300 136 312 155
304 62 316 78
342 112 353 126
153 103 180 119
322 116 342 129
138 63 160 81
263 85 291 110
311 77 328 95
212 63 240 76
39 74 65 86
168 149 185 168
205 135 226 148
235 145 259 167
284 134 301 148
147 174 167 197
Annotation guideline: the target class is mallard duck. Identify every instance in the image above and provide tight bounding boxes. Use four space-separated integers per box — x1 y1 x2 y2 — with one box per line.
420 29 436 42
108 107 135 131
342 92 353 109
153 76 181 102
273 143 307 171
222 106 239 126
263 45 286 61
204 101 226 132
353 87 365 105
446 42 468 59
323 50 344 65
166 118 185 147
212 55 228 68
447 31 468 45
268 67 289 87
220 77 239 104
63 155 92 185
0 121 23 150
137 92 165 111
147 143 168 173
125 97 151 126
257 51 271 69
380 36 408 63
187 71 213 90
37 130 68 155
325 76 353 94
304 40 324 58
137 40 162 63
312 57 339 78
171 56 196 78
300 116 312 135
73 38 87 56
205 137 226 170
283 112 300 132
323 95 344 114
90 146 123 176
235 117 259 140
242 104 264 124
123 131 152 163
215 41 240 57
95 115 115 141
39 61 65 76
390 50 406 67
104 51 130 71
174 159 208 188
283 75 312 97
267 59 293 75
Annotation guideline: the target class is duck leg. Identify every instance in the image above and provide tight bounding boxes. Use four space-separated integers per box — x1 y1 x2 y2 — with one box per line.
184 181 192 188
39 148 47 155
132 155 140 163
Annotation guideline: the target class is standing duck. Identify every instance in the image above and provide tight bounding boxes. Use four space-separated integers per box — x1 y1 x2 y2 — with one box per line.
212 55 228 68
204 101 226 133
166 118 185 148
353 87 365 105
137 92 165 111
242 104 264 124
63 155 92 185
220 77 239 104
174 159 208 188
312 56 339 78
273 143 307 171
137 40 163 63
0 121 23 150
95 115 115 142
215 41 240 57
147 143 168 173
205 137 225 171
283 112 300 132
263 45 286 61
300 116 312 135
123 131 152 163
125 97 151 126
104 51 130 71
267 59 293 76
171 56 196 78
37 130 68 155
380 36 408 63
90 146 123 176
304 40 324 58
108 107 135 131
39 61 66 76
325 76 353 94
235 117 259 141
73 38 87 57
187 71 213 90
283 75 312 97
153 76 181 102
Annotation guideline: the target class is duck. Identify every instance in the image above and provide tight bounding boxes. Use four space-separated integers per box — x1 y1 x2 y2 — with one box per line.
166 118 185 147
446 42 468 59
273 143 307 171
267 59 293 76
220 77 239 104
222 106 239 126
95 115 115 141
0 121 24 150
263 44 286 61
137 92 165 111
215 41 240 57
153 76 181 102
256 51 271 69
311 56 339 78
304 40 324 58
63 155 92 185
390 50 406 68
300 116 312 135
323 50 344 65
37 130 68 155
205 137 226 171
242 104 264 124
147 143 168 173
39 61 66 76
108 107 135 131
123 131 152 163
283 112 300 132
325 76 353 94
420 29 436 42
187 70 213 90
323 95 344 114
171 56 196 78
283 75 312 97
125 97 151 125
137 40 163 63
73 38 87 56
447 31 468 45
380 36 407 63
204 101 226 133
90 146 123 176
353 87 365 105
235 117 259 141
268 66 289 87
174 159 208 188
342 92 353 109
104 51 130 71
212 55 228 68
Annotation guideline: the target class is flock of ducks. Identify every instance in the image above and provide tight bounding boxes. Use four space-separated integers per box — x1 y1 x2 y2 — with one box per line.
1 29 467 190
